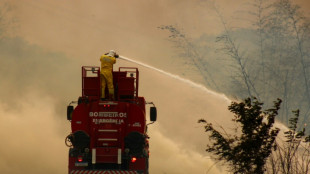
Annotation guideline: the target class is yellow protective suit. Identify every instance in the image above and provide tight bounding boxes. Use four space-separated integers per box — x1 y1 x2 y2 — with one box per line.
100 54 116 99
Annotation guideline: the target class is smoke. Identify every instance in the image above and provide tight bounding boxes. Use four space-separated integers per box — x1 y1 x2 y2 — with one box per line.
149 127 222 174
0 37 80 117
0 92 68 174
3 0 309 173
0 37 77 173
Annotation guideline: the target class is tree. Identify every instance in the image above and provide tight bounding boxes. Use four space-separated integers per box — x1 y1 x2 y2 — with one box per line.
263 0 310 125
267 110 310 174
200 97 310 174
158 25 220 91
160 0 310 130
278 0 310 126
199 98 281 174
214 3 263 100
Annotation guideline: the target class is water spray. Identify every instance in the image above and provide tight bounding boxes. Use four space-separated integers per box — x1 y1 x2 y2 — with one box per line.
119 55 230 103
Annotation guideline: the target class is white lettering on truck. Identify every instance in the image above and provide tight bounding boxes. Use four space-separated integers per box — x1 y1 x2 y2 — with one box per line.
92 118 124 124
89 112 127 125
89 112 127 118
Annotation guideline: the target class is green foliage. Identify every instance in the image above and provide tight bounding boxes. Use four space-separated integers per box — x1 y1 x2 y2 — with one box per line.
199 98 281 174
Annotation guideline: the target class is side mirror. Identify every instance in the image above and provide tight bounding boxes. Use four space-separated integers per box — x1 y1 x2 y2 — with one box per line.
150 107 157 122
67 106 74 120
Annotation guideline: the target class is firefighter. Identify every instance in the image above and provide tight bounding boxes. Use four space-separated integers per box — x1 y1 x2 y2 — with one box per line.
100 50 119 100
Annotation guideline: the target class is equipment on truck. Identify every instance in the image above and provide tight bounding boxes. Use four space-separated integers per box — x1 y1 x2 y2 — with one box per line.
66 66 157 174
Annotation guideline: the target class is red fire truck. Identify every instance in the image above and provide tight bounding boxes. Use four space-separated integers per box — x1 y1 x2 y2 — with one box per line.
66 66 157 174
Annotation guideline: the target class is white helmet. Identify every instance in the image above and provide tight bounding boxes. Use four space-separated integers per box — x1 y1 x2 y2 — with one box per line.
107 50 116 57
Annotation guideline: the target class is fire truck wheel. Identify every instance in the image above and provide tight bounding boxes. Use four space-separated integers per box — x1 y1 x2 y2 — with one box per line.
124 131 146 156
71 130 90 149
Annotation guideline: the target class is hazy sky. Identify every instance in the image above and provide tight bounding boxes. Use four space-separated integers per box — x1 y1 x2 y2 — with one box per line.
1 0 310 173
7 0 310 67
